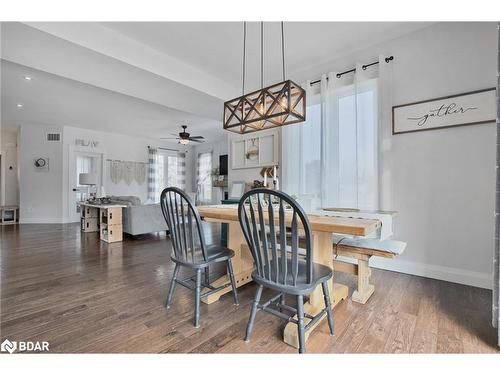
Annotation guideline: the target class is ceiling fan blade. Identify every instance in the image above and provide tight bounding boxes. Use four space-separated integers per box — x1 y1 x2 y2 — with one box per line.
189 138 204 143
160 137 180 140
189 136 205 139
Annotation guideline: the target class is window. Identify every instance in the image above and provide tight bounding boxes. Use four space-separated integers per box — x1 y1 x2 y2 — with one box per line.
283 78 378 210
158 151 186 192
197 152 212 204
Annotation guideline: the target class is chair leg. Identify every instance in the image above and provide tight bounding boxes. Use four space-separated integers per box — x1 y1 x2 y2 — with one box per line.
245 284 263 342
296 294 306 354
204 266 210 286
279 293 285 312
165 263 180 308
227 259 239 306
321 282 335 336
194 268 202 328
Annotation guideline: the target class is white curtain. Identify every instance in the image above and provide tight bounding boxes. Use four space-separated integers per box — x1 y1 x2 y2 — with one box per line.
283 56 390 211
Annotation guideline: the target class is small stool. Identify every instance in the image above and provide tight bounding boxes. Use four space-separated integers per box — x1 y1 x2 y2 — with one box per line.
0 206 19 225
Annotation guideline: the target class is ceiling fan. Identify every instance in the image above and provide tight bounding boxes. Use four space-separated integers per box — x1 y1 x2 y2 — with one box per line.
160 125 205 145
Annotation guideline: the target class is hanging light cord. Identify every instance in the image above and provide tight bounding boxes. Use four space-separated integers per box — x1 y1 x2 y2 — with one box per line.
242 22 246 96
281 21 286 81
241 22 285 93
261 21 264 89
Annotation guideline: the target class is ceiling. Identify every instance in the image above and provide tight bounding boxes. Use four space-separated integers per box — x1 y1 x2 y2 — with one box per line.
1 21 434 142
1 60 223 142
100 22 434 92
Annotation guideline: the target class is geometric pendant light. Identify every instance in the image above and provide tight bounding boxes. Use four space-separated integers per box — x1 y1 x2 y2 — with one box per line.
223 22 306 134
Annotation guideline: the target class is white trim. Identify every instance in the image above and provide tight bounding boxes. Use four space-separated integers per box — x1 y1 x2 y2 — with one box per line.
20 218 67 224
337 255 492 290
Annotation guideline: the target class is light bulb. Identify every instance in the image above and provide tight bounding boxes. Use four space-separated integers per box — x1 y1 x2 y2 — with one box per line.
179 139 189 145
280 97 288 110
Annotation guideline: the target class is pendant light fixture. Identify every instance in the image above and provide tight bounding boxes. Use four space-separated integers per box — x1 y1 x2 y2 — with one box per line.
223 22 306 134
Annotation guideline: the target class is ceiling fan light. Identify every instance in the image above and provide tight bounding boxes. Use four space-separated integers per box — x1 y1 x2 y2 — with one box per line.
179 139 189 145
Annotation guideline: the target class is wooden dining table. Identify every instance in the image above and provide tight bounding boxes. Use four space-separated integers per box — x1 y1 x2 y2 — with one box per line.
197 205 381 349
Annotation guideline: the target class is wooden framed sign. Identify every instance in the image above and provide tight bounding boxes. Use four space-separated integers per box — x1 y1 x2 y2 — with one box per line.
392 88 496 135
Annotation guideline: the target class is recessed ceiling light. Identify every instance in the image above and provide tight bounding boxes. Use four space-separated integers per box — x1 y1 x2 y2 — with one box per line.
24 76 32 81
16 103 23 108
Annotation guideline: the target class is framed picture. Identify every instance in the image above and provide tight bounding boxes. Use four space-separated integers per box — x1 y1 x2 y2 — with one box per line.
245 137 260 166
231 129 279 169
392 88 496 135
229 181 246 200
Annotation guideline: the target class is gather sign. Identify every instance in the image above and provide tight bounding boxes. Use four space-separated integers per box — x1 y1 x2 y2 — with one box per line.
392 88 496 135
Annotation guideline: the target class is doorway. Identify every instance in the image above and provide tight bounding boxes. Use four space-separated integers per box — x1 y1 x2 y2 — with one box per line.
68 150 103 222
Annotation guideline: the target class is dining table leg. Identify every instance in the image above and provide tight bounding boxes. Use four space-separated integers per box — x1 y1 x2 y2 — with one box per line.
283 231 348 349
201 220 254 304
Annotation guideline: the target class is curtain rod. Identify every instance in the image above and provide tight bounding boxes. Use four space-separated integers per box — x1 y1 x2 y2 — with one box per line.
148 145 183 152
106 159 147 164
310 55 394 85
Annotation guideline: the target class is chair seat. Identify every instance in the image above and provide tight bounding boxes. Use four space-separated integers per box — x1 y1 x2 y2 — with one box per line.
333 235 407 255
172 245 235 268
252 258 333 295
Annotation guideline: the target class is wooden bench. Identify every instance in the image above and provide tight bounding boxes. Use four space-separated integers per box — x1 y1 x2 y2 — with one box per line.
333 236 406 303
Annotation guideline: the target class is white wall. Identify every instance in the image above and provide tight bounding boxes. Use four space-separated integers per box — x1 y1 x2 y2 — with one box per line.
193 137 228 204
18 123 195 223
0 128 19 206
62 126 195 222
19 124 64 223
290 22 497 289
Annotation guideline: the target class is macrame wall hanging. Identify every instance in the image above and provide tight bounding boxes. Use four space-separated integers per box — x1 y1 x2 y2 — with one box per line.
123 161 135 185
134 162 146 185
110 160 123 184
107 160 147 185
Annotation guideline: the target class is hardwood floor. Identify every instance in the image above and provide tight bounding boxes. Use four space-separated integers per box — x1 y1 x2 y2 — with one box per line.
1 223 498 353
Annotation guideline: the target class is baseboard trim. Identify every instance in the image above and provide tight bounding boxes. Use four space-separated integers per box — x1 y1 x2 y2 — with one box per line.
19 218 66 224
335 255 492 289
369 257 492 290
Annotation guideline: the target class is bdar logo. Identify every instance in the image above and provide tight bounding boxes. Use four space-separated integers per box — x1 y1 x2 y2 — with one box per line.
1 339 49 353
1 339 17 354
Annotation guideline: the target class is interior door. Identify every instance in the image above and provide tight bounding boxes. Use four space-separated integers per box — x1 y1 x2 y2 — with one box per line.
69 151 103 222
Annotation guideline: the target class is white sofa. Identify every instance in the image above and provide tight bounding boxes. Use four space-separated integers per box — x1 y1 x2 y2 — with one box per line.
107 196 168 236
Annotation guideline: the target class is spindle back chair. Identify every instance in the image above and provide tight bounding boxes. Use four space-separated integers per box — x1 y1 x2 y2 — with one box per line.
160 187 239 328
238 188 334 353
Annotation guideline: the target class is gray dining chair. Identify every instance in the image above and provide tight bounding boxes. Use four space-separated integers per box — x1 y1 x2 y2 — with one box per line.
238 188 334 353
160 187 239 328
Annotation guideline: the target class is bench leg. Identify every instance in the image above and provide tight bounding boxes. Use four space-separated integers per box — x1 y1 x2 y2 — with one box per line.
351 258 374 304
